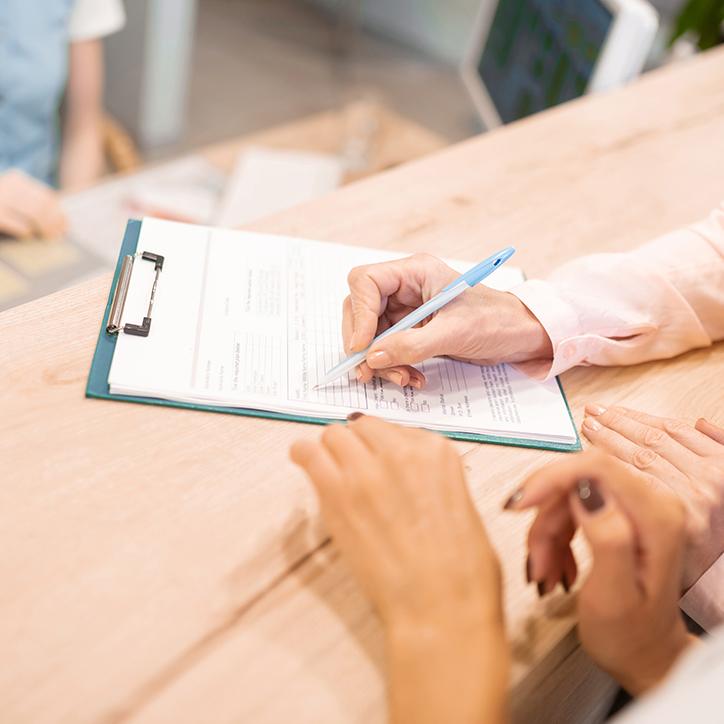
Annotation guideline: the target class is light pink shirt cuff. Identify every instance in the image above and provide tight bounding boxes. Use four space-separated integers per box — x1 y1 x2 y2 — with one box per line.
508 214 724 382
510 279 582 379
680 554 724 631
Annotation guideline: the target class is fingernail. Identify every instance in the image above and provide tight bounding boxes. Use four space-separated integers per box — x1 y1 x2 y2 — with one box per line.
355 368 362 382
503 487 524 510
409 377 422 390
537 581 546 598
526 555 532 583
347 412 364 421
585 403 607 416
582 417 601 432
367 350 391 368
388 371 404 387
577 478 605 513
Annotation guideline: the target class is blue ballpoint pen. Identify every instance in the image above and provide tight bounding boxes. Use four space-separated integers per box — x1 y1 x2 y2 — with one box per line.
314 246 516 390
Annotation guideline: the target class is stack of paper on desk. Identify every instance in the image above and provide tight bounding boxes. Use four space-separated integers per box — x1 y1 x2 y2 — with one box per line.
90 218 579 451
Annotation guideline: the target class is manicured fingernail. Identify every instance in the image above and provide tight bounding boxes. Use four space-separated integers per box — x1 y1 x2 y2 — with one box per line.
582 417 601 432
526 555 532 583
503 487 525 510
537 581 546 598
577 478 605 513
586 403 607 416
347 412 364 421
367 350 391 368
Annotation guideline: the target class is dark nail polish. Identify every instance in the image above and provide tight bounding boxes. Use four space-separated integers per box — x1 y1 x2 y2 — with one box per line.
577 478 605 513
347 412 364 421
526 556 532 584
537 581 546 598
503 487 524 510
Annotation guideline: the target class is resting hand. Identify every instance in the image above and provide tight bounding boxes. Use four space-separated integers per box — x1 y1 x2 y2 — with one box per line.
291 415 508 724
581 406 724 588
342 253 552 388
0 169 67 239
507 451 695 695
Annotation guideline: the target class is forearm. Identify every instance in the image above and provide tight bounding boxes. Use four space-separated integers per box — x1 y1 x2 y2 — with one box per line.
60 39 106 191
386 617 510 724
59 119 104 190
510 203 724 380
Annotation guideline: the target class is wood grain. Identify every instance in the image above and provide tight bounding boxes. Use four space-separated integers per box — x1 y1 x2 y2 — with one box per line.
2 49 724 723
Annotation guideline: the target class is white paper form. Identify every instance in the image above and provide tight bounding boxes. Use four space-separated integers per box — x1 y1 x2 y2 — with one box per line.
109 220 577 443
63 156 226 264
215 147 344 228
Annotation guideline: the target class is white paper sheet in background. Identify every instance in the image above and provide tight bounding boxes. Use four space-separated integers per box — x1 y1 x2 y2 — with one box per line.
62 156 227 264
215 147 344 228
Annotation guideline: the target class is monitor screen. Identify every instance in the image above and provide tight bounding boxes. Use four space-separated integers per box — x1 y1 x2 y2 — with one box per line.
478 0 613 123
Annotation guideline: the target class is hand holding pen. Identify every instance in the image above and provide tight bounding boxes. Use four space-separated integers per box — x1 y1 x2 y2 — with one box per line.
328 249 553 389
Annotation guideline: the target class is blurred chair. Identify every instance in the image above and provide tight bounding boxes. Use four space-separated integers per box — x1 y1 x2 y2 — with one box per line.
102 115 142 173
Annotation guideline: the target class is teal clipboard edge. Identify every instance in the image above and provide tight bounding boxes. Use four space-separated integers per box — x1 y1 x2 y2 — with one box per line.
86 220 582 453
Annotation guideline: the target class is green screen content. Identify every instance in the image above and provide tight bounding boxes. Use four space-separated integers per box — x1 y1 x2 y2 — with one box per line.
478 0 613 123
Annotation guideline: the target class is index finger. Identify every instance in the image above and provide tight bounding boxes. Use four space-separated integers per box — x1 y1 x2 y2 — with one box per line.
290 438 342 495
346 413 431 455
607 406 723 457
345 260 412 352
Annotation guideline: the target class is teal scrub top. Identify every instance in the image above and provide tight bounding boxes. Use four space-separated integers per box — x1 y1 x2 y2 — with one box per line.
0 0 76 186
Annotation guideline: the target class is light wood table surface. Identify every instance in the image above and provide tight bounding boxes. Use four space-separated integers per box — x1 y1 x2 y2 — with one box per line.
2 49 724 724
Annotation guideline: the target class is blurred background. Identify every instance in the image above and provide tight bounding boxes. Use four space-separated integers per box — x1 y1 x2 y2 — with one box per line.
106 0 711 156
1 0 722 311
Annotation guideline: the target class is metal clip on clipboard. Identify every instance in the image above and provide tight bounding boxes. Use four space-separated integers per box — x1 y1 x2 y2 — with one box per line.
106 251 164 337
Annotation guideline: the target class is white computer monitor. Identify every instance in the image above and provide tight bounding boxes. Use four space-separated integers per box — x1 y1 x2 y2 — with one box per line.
462 0 659 128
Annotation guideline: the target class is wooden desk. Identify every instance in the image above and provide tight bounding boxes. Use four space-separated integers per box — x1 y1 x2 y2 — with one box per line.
2 49 724 723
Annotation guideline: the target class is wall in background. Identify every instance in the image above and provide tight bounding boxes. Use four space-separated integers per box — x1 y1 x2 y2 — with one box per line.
313 0 480 64
356 0 481 63
105 0 198 149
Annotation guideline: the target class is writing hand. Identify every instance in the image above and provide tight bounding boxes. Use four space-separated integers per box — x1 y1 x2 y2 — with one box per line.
342 253 552 388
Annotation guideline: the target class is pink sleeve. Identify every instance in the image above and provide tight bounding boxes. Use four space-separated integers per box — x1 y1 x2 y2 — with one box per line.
680 554 724 631
510 203 724 380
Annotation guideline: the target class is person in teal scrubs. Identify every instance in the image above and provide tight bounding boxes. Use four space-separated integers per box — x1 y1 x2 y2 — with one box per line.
0 0 125 239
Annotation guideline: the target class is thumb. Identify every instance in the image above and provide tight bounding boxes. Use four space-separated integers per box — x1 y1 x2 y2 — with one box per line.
365 324 442 370
570 478 641 612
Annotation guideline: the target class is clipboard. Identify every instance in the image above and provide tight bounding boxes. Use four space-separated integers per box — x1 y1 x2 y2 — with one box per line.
86 220 582 452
